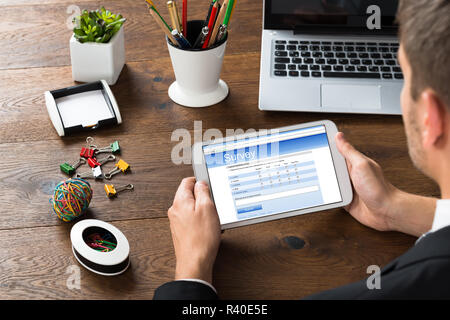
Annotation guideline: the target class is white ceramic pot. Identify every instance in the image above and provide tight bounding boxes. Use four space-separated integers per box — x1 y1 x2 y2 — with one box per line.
70 26 125 85
167 35 229 108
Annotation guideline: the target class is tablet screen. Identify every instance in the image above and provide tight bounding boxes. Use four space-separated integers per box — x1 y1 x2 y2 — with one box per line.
202 125 343 225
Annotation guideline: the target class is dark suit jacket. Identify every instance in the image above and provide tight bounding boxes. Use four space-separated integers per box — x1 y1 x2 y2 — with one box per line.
153 225 450 300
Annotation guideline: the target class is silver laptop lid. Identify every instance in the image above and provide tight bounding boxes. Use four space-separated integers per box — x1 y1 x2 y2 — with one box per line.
264 0 399 35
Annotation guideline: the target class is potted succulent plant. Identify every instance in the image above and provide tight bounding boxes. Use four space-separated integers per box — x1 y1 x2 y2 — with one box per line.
70 7 126 85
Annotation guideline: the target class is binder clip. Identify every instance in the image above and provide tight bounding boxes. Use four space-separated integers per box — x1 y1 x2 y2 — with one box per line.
80 137 96 159
92 166 103 179
76 166 103 180
80 148 95 159
60 158 86 175
88 155 116 168
87 157 101 168
95 141 120 155
104 159 130 180
104 184 134 198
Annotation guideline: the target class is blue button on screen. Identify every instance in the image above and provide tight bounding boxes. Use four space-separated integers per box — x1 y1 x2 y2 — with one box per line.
237 205 263 214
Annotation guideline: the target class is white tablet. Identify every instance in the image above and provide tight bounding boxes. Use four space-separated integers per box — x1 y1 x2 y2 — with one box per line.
192 120 353 230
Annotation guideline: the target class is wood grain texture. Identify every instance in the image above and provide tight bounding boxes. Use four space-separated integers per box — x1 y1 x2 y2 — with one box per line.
0 0 440 300
0 55 439 231
0 212 415 299
0 0 261 70
0 119 439 231
0 218 175 299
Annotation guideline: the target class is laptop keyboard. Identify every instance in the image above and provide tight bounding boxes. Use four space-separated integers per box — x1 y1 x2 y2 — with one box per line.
272 40 403 80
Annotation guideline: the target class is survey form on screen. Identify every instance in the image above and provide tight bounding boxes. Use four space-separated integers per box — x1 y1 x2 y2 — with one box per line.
203 125 343 224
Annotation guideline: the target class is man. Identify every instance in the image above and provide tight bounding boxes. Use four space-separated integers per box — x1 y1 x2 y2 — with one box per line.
154 0 450 299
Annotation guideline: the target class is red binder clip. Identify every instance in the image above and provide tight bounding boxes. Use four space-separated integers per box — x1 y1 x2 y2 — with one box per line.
87 157 101 168
80 147 95 159
80 137 96 159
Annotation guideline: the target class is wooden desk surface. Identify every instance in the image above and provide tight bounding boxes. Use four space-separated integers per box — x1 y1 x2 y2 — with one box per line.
0 0 439 299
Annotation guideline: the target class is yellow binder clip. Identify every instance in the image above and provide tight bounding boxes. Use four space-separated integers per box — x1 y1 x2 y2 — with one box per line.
116 159 130 172
104 183 134 198
104 159 130 180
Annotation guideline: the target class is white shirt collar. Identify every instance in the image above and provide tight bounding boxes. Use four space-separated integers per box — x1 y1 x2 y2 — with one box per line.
431 199 450 232
415 199 450 245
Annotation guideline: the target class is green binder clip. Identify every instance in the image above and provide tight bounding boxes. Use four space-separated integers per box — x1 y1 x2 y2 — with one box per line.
60 158 86 175
95 141 120 155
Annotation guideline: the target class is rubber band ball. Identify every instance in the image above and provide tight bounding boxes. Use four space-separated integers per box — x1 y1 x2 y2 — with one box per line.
50 178 93 222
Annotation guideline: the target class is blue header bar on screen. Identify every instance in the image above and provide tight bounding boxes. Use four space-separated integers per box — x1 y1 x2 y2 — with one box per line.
203 125 325 154
204 128 329 169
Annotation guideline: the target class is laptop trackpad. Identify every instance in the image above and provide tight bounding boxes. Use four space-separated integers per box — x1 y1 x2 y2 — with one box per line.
321 84 382 110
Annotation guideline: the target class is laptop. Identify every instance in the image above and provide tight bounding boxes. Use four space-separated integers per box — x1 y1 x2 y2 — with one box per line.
259 0 403 115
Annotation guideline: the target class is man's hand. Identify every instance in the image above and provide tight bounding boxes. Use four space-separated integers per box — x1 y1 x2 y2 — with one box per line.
168 177 221 284
335 132 396 231
335 132 436 236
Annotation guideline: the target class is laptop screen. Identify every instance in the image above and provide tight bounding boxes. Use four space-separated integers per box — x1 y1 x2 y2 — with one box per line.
265 0 399 34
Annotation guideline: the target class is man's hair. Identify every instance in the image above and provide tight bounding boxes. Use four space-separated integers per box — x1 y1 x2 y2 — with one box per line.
397 0 450 107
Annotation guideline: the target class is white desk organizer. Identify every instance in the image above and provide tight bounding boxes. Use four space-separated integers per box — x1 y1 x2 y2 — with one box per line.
45 80 122 136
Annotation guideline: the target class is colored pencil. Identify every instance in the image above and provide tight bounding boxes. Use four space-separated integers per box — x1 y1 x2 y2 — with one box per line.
209 0 228 46
167 1 181 32
223 0 234 26
173 0 183 32
203 0 217 27
229 0 237 22
182 0 187 37
202 1 219 48
145 0 176 44
145 0 172 31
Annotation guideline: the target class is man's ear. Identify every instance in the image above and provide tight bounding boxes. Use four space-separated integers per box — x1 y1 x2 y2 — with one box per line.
421 89 446 149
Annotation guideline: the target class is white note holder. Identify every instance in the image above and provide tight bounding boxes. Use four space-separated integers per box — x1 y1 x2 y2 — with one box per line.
45 80 122 136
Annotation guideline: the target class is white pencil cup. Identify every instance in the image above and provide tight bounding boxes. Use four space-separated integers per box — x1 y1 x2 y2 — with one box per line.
166 20 229 108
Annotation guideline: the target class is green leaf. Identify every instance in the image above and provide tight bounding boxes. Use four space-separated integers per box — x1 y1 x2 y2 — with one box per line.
75 35 88 43
112 24 121 34
73 7 125 43
73 28 85 36
101 33 112 43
